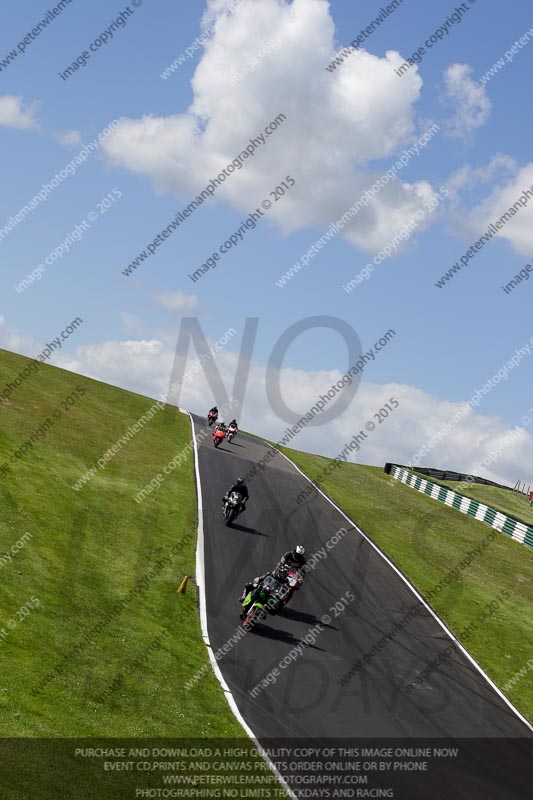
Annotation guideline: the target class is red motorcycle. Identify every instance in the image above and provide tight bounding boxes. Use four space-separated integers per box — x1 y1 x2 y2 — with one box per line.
283 568 304 604
273 563 304 606
213 427 226 448
207 410 218 426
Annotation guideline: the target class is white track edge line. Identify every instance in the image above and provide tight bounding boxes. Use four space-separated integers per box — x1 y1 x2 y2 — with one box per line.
264 440 533 734
188 414 297 799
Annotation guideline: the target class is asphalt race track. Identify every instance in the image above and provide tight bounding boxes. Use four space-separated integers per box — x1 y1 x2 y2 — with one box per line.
191 414 532 798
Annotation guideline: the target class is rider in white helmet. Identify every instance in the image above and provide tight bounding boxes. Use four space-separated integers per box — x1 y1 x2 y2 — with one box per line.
280 545 306 570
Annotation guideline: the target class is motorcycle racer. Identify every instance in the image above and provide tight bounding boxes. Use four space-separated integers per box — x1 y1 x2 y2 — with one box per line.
240 573 287 620
239 573 269 609
223 477 249 511
212 421 227 448
226 420 238 443
280 545 307 570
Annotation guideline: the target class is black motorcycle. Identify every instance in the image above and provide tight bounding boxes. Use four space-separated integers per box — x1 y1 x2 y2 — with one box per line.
223 491 243 526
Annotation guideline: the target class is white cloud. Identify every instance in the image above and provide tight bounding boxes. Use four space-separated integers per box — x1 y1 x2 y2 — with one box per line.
56 129 82 146
446 154 516 205
153 291 198 311
0 314 37 353
1 311 530 486
55 338 166 399
0 95 39 130
42 327 532 488
102 0 437 254
119 312 152 336
442 63 491 141
452 161 533 255
201 0 246 28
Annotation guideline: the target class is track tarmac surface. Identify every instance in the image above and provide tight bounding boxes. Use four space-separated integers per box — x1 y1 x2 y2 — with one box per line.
191 414 532 797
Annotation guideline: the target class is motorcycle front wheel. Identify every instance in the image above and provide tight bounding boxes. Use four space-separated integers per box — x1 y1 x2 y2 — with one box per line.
242 605 264 631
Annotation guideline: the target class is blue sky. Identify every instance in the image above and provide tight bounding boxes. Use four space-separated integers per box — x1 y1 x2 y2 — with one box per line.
1 0 533 482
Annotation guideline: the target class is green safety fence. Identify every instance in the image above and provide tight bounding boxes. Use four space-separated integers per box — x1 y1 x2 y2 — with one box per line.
388 464 533 550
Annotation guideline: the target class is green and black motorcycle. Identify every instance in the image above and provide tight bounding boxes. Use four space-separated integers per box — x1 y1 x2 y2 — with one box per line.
240 575 286 631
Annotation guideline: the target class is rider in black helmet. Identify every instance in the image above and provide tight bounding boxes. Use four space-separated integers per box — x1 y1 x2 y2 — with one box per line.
226 477 249 503
223 477 249 513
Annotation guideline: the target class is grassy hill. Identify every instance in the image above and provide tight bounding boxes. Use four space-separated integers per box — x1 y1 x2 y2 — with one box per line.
412 471 533 527
278 446 533 723
0 348 243 740
2 343 530 792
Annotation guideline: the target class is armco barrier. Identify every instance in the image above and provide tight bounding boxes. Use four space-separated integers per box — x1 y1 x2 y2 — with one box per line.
384 462 513 491
387 464 533 550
